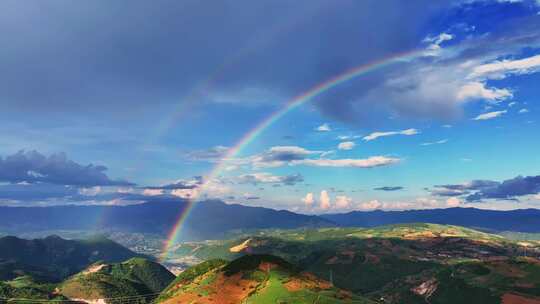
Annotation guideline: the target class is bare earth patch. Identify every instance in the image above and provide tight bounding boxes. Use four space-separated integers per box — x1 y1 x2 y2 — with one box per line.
82 264 106 275
229 239 251 253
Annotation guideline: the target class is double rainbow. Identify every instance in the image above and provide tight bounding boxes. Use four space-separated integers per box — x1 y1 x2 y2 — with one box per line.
160 49 422 260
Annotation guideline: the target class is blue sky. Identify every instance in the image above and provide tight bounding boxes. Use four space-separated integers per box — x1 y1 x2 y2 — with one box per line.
1 0 540 212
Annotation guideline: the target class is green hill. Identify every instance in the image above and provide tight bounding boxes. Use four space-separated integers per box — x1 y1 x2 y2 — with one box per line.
60 258 174 303
0 275 67 301
164 224 540 303
0 235 141 281
157 254 372 304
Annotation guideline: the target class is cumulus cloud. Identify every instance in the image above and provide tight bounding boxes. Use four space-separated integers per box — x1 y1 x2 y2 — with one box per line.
335 195 352 209
473 110 507 120
302 192 314 206
363 128 419 141
337 141 355 150
319 190 331 210
0 150 133 187
446 197 462 207
236 172 304 186
456 82 512 102
316 123 331 132
358 199 382 210
374 186 403 191
519 108 530 113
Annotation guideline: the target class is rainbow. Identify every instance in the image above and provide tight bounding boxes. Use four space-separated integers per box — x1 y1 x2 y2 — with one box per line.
159 49 423 261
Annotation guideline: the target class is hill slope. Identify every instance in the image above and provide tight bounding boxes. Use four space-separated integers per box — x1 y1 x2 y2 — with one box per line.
60 258 174 303
157 254 372 304
322 208 540 232
165 224 540 303
0 235 140 281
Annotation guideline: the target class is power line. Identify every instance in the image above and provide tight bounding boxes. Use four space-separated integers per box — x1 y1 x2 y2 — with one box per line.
0 293 161 303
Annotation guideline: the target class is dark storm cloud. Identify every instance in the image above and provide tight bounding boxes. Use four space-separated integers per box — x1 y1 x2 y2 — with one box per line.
436 180 500 191
0 0 457 124
466 175 540 201
0 151 134 186
429 180 499 197
429 175 540 202
374 186 404 191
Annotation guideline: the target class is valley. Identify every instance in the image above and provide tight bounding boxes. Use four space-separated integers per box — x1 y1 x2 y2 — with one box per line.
1 223 539 303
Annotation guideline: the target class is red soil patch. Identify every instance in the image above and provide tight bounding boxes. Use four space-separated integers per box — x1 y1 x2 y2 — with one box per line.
502 293 540 304
162 273 255 304
284 278 304 292
258 262 277 272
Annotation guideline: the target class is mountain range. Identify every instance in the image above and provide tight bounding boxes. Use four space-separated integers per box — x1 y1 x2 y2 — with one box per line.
1 201 539 242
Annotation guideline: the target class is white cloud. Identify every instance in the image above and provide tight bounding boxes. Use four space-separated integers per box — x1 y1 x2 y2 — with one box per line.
423 32 454 56
358 200 382 210
446 197 461 207
335 195 352 209
302 192 314 206
316 123 331 132
249 145 398 169
469 54 540 80
420 139 448 146
457 82 512 102
363 128 419 141
337 141 355 150
519 108 530 114
508 101 517 107
473 110 507 120
171 188 199 199
442 124 453 128
78 186 102 196
143 189 164 196
294 156 399 168
320 190 331 209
